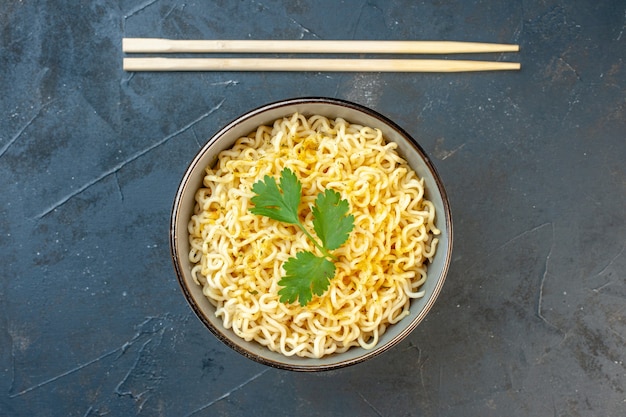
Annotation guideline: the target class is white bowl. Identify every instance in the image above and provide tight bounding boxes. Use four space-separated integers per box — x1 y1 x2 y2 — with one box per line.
170 97 453 371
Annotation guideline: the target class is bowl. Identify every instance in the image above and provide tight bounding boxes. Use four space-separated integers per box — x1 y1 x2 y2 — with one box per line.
170 97 452 371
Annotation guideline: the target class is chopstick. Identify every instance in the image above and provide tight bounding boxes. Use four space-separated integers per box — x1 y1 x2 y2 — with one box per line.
122 38 520 73
123 57 521 72
122 38 520 54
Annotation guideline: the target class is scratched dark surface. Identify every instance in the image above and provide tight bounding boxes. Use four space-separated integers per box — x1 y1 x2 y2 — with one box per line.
1 1 625 416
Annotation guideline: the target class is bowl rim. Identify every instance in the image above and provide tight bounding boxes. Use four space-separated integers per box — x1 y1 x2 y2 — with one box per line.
170 97 453 371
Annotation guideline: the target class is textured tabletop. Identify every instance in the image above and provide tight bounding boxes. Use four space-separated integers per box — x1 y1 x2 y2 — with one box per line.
1 1 625 416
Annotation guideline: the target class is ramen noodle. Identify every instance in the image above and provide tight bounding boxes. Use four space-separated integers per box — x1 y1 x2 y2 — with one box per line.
188 113 439 358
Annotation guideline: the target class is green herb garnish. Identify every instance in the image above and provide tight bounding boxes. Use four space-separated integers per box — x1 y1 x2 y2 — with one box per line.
250 168 354 306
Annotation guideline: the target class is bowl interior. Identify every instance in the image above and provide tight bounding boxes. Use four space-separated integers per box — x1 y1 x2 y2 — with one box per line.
171 98 452 371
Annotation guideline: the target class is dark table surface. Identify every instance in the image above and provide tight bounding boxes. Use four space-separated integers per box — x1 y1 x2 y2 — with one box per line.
2 1 625 416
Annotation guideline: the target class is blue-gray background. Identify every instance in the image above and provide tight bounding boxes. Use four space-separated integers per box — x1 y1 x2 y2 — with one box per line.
1 1 624 416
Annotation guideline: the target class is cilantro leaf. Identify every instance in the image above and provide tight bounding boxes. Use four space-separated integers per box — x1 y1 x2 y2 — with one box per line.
278 251 336 306
250 169 354 306
312 189 355 250
250 168 301 225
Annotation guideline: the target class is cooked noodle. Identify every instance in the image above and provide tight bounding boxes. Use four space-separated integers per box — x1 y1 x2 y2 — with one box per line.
188 113 439 358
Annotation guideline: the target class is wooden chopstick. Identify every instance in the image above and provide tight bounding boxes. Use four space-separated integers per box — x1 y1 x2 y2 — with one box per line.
122 38 520 73
123 57 520 72
123 38 520 54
